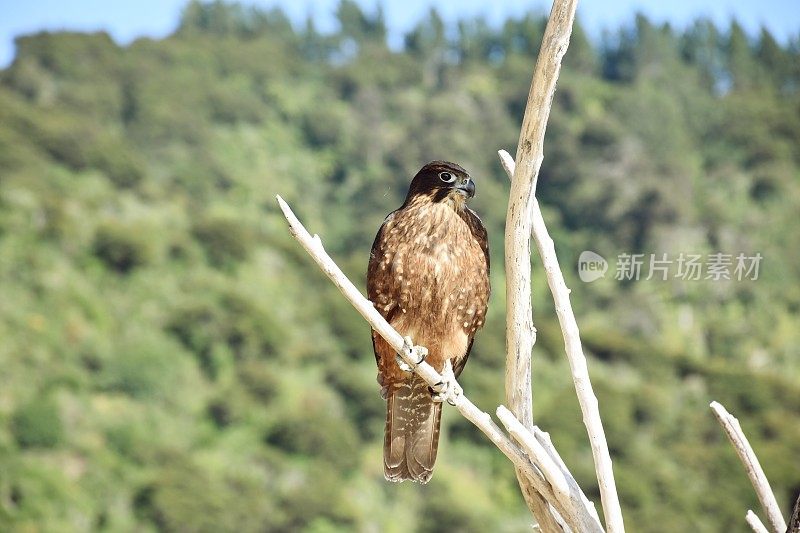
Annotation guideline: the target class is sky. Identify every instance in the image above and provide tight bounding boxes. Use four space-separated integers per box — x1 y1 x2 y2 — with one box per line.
0 0 798 67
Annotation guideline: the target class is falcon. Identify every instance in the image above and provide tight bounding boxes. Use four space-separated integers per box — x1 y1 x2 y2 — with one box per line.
367 161 490 483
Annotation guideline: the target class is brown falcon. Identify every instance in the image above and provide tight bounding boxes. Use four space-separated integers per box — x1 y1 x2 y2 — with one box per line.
367 161 490 483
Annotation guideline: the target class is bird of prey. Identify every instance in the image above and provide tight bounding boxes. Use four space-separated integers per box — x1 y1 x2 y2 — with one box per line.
367 161 490 483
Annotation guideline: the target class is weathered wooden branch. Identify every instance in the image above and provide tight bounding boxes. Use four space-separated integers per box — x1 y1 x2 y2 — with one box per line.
498 406 602 530
504 0 575 436
502 0 589 528
500 150 624 532
748 510 771 533
710 401 786 533
498 406 571 502
275 195 602 532
532 425 601 524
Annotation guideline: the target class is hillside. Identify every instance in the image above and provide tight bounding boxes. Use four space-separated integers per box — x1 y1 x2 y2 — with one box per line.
0 1 799 531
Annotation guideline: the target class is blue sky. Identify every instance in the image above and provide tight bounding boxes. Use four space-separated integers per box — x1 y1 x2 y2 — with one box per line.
1 0 798 67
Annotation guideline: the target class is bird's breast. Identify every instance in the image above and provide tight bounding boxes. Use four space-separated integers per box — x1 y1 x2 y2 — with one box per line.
383 204 486 323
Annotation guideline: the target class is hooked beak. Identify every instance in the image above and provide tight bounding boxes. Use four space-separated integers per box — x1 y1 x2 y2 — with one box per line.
456 177 475 199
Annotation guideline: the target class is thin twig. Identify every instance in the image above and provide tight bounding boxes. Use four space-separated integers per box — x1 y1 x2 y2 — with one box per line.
500 149 624 532
275 195 603 532
747 510 771 533
710 401 786 533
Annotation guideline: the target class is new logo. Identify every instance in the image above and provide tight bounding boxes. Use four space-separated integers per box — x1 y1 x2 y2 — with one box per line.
578 251 608 283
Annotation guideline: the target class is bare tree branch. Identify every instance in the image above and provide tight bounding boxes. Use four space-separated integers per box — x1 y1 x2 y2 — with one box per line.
500 149 624 532
532 426 602 524
498 407 602 531
748 510 771 533
276 3 623 529
502 0 589 528
498 406 571 501
504 0 576 435
710 401 786 533
275 195 603 532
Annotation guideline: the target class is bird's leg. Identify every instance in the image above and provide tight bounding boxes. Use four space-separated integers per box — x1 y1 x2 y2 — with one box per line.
430 360 462 406
396 336 428 373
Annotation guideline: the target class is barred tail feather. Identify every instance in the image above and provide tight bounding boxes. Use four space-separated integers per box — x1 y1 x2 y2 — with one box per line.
383 375 442 483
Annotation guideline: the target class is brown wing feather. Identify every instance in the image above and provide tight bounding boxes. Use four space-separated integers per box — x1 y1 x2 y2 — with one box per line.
367 212 399 371
464 207 490 273
451 207 490 378
453 337 474 378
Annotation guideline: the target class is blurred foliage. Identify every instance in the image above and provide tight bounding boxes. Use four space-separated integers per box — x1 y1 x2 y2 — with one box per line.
12 397 64 449
0 1 799 531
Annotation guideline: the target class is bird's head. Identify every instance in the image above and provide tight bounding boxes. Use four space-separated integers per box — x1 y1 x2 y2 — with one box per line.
403 161 475 210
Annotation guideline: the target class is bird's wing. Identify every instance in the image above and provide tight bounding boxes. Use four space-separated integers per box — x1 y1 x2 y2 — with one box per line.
367 212 399 367
467 207 490 274
452 208 491 378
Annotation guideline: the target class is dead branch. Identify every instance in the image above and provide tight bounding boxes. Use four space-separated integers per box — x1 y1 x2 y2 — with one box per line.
498 406 571 502
748 510 771 533
500 150 624 532
532 426 602 524
498 406 602 530
498 0 626 529
275 195 602 532
710 401 786 533
275 0 621 528
504 0 576 438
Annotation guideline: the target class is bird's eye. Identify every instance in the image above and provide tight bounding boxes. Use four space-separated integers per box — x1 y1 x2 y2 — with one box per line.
439 171 456 183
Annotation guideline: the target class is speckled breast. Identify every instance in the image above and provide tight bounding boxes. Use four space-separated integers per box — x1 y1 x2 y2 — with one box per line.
380 202 488 344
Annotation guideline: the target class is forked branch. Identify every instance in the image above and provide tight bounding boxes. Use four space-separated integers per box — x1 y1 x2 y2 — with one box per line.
275 0 623 528
499 0 626 529
500 150 624 532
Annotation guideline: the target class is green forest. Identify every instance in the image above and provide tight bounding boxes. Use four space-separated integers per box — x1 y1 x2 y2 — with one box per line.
1 1 799 531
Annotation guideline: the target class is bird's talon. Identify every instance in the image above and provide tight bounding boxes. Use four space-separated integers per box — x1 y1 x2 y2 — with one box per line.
415 346 429 363
437 381 462 405
395 353 414 373
429 380 446 402
447 383 463 406
396 336 427 372
430 360 461 404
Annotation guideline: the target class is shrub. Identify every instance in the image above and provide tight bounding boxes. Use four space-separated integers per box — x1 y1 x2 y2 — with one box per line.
92 221 154 274
134 459 273 532
166 291 281 378
88 138 146 188
100 335 189 400
12 397 64 449
263 389 360 472
191 215 253 268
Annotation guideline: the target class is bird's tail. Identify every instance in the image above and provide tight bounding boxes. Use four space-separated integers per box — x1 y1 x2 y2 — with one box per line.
383 374 442 483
